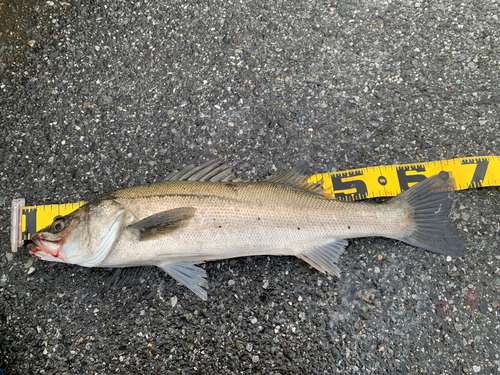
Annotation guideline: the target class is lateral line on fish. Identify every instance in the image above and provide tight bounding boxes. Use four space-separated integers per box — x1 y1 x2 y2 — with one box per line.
111 192 239 202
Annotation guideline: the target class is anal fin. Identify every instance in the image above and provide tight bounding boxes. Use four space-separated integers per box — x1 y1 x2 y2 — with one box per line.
297 240 348 278
158 261 208 300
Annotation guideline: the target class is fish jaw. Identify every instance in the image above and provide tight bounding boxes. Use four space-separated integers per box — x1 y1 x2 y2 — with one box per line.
28 234 65 263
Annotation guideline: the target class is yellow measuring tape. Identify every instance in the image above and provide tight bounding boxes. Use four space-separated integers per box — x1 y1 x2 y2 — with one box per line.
309 155 499 200
11 155 500 252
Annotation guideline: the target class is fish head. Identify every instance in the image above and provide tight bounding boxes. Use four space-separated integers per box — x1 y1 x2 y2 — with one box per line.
28 199 126 267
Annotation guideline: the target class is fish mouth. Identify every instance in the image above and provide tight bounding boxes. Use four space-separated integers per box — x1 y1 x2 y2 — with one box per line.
28 235 65 262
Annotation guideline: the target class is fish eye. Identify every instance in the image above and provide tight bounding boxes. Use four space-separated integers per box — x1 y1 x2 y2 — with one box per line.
52 219 65 232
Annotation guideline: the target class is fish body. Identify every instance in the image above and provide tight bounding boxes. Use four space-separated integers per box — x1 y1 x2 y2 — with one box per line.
28 160 464 299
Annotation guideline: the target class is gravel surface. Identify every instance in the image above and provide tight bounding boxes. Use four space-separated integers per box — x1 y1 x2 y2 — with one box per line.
1 0 499 373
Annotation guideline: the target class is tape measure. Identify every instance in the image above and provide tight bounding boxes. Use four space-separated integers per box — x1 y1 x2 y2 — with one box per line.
11 199 86 251
10 155 500 252
309 155 499 201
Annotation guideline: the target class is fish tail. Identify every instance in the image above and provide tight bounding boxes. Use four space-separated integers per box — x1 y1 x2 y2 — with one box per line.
389 172 465 257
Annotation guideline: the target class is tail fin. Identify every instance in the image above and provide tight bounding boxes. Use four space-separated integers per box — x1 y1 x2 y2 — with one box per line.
389 172 465 257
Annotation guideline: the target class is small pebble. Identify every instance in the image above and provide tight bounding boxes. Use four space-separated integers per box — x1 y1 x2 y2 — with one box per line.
251 355 259 363
228 279 235 286
374 267 380 274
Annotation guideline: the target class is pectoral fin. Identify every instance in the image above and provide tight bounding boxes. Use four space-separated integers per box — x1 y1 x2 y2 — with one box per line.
158 261 208 300
128 207 196 241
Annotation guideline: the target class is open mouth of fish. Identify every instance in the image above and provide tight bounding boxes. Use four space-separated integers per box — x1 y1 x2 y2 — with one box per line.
28 235 64 261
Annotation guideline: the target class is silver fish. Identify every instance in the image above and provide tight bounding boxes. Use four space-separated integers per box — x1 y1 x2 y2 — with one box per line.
28 160 464 299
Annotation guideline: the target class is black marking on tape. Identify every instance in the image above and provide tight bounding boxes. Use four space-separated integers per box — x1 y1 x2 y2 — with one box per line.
378 176 388 186
23 207 37 241
462 158 489 188
438 171 450 181
396 165 427 191
331 170 368 201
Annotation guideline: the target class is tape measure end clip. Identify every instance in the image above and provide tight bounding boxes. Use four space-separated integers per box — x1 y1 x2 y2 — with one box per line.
10 198 25 253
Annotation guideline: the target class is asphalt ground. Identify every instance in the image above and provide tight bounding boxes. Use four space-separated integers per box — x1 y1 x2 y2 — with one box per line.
1 0 499 373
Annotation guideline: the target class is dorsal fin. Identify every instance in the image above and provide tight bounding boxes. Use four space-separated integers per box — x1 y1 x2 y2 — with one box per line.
164 159 327 196
264 162 309 185
265 163 330 197
164 159 240 182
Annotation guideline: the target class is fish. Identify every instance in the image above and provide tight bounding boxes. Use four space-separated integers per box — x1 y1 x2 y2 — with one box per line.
28 159 464 299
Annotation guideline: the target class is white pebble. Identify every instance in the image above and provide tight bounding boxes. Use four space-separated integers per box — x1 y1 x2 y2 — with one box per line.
170 296 178 308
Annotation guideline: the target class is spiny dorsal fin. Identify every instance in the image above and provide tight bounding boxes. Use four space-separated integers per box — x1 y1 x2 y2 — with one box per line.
164 159 239 182
265 163 330 197
128 207 196 241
